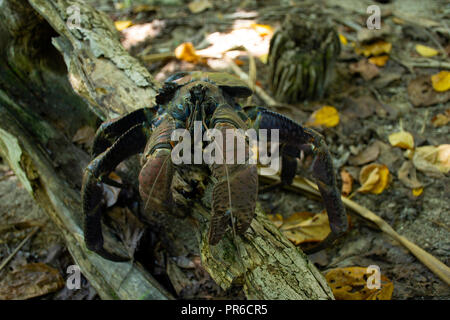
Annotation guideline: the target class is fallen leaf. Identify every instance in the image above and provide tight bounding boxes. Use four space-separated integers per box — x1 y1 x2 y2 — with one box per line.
103 172 122 207
258 53 268 64
431 71 450 92
267 213 283 228
306 106 340 128
437 144 450 168
388 131 414 149
275 211 331 245
174 42 204 64
415 44 439 57
325 267 393 300
72 126 96 149
0 263 64 299
114 20 133 31
431 109 450 126
397 161 422 189
412 187 423 197
349 59 380 81
251 23 273 37
358 163 390 194
339 34 348 45
355 40 392 57
340 169 353 196
412 145 450 176
188 0 213 14
368 55 389 67
408 75 450 107
348 141 381 166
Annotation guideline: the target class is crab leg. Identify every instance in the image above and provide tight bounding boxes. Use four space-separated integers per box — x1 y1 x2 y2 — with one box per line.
208 106 258 245
246 107 348 252
82 124 148 261
91 107 157 158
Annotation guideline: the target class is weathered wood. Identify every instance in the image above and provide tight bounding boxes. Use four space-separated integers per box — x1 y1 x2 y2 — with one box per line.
0 0 334 299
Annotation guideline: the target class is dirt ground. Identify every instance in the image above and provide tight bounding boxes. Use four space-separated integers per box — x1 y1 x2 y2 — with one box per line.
0 0 448 299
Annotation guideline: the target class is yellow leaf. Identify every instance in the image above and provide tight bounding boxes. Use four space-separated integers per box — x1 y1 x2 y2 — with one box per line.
114 20 132 31
388 131 414 149
276 211 331 245
267 213 283 228
431 71 450 92
415 44 439 57
368 55 389 67
259 53 268 64
355 40 392 57
412 187 423 197
174 42 202 63
306 106 340 128
339 33 348 45
325 267 393 300
358 163 390 194
251 23 273 37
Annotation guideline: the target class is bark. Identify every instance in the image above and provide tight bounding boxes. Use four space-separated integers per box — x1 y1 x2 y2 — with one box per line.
0 0 333 300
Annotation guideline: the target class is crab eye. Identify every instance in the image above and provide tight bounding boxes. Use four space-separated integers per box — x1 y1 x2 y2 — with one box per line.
177 104 184 110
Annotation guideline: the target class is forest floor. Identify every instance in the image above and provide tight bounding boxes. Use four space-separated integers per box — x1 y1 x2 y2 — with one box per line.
0 0 448 299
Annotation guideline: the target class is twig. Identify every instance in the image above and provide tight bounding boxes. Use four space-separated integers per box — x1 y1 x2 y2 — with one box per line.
259 171 450 286
0 226 39 272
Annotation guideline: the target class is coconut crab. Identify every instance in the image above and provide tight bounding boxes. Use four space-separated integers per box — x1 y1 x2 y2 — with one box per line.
81 71 348 261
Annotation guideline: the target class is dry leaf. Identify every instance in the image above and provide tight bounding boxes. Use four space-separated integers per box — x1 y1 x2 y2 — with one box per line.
431 71 450 92
275 211 331 245
355 40 392 57
349 59 380 81
339 34 348 45
415 44 439 57
340 169 353 196
72 126 96 149
174 42 203 63
413 145 450 176
348 142 381 166
412 187 423 197
188 0 213 14
408 75 450 107
0 263 64 300
431 109 450 126
251 23 273 37
358 163 390 194
388 131 414 149
397 161 422 189
103 172 122 207
325 267 393 300
258 53 268 64
306 106 340 128
368 55 389 67
114 20 133 31
267 213 283 228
